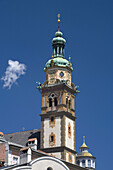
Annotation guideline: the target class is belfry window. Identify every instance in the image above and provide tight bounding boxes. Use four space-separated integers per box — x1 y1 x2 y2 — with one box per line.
69 99 71 109
54 97 57 106
49 98 52 107
48 93 58 108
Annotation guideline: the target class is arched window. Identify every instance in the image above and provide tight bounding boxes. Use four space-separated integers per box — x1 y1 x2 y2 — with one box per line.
49 98 52 107
55 47 57 54
88 159 91 167
51 116 54 122
68 153 72 163
77 160 80 165
82 160 85 167
69 99 71 109
54 97 57 106
50 135 54 142
49 115 55 128
48 93 58 108
68 122 71 138
49 132 55 146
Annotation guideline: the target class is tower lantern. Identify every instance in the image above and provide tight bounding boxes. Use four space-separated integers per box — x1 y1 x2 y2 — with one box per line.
76 136 96 169
52 14 66 59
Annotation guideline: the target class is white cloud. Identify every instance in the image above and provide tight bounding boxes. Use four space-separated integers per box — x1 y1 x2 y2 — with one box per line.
1 60 26 89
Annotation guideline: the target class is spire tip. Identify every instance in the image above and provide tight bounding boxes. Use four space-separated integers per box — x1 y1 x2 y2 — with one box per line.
57 14 60 31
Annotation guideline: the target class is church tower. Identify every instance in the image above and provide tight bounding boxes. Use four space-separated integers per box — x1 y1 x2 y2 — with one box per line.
38 15 79 164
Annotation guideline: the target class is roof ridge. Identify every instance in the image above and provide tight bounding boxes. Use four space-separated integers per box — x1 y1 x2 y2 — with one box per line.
4 129 40 135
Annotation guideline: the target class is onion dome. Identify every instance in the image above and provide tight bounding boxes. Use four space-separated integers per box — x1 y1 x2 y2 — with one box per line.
45 57 73 70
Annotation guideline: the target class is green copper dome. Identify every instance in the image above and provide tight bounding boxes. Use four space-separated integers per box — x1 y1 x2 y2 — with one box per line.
45 57 73 70
52 31 66 44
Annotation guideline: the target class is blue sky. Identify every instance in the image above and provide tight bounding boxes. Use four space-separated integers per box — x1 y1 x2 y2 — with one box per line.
0 0 113 169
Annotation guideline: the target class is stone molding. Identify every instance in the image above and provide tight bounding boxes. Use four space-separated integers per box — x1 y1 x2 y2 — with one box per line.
40 111 76 121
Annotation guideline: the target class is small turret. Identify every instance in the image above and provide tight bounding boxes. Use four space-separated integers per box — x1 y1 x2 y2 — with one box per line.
76 136 96 169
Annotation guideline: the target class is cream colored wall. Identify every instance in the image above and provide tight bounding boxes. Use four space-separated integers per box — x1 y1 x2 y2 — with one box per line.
47 68 71 86
50 152 61 159
65 117 75 150
44 116 61 148
66 152 75 164
8 152 20 165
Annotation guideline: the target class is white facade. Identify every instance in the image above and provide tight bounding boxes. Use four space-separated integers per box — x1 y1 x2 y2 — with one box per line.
13 156 70 170
50 152 61 159
44 116 61 148
65 117 74 150
77 157 95 169
66 152 75 164
8 151 20 165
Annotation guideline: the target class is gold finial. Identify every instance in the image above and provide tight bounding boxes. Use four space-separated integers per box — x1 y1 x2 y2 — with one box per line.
69 56 71 61
22 128 25 131
57 14 60 31
83 136 85 143
52 55 53 58
57 14 60 23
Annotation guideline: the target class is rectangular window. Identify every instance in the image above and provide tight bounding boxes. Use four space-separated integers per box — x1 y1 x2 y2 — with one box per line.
13 157 18 164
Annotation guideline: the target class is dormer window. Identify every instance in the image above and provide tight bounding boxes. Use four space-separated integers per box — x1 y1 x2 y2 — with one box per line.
27 138 37 150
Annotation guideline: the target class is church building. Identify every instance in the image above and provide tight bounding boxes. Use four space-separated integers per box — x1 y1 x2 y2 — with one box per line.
0 15 96 170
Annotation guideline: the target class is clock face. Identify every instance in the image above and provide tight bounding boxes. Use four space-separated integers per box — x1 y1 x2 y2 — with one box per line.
60 71 64 78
